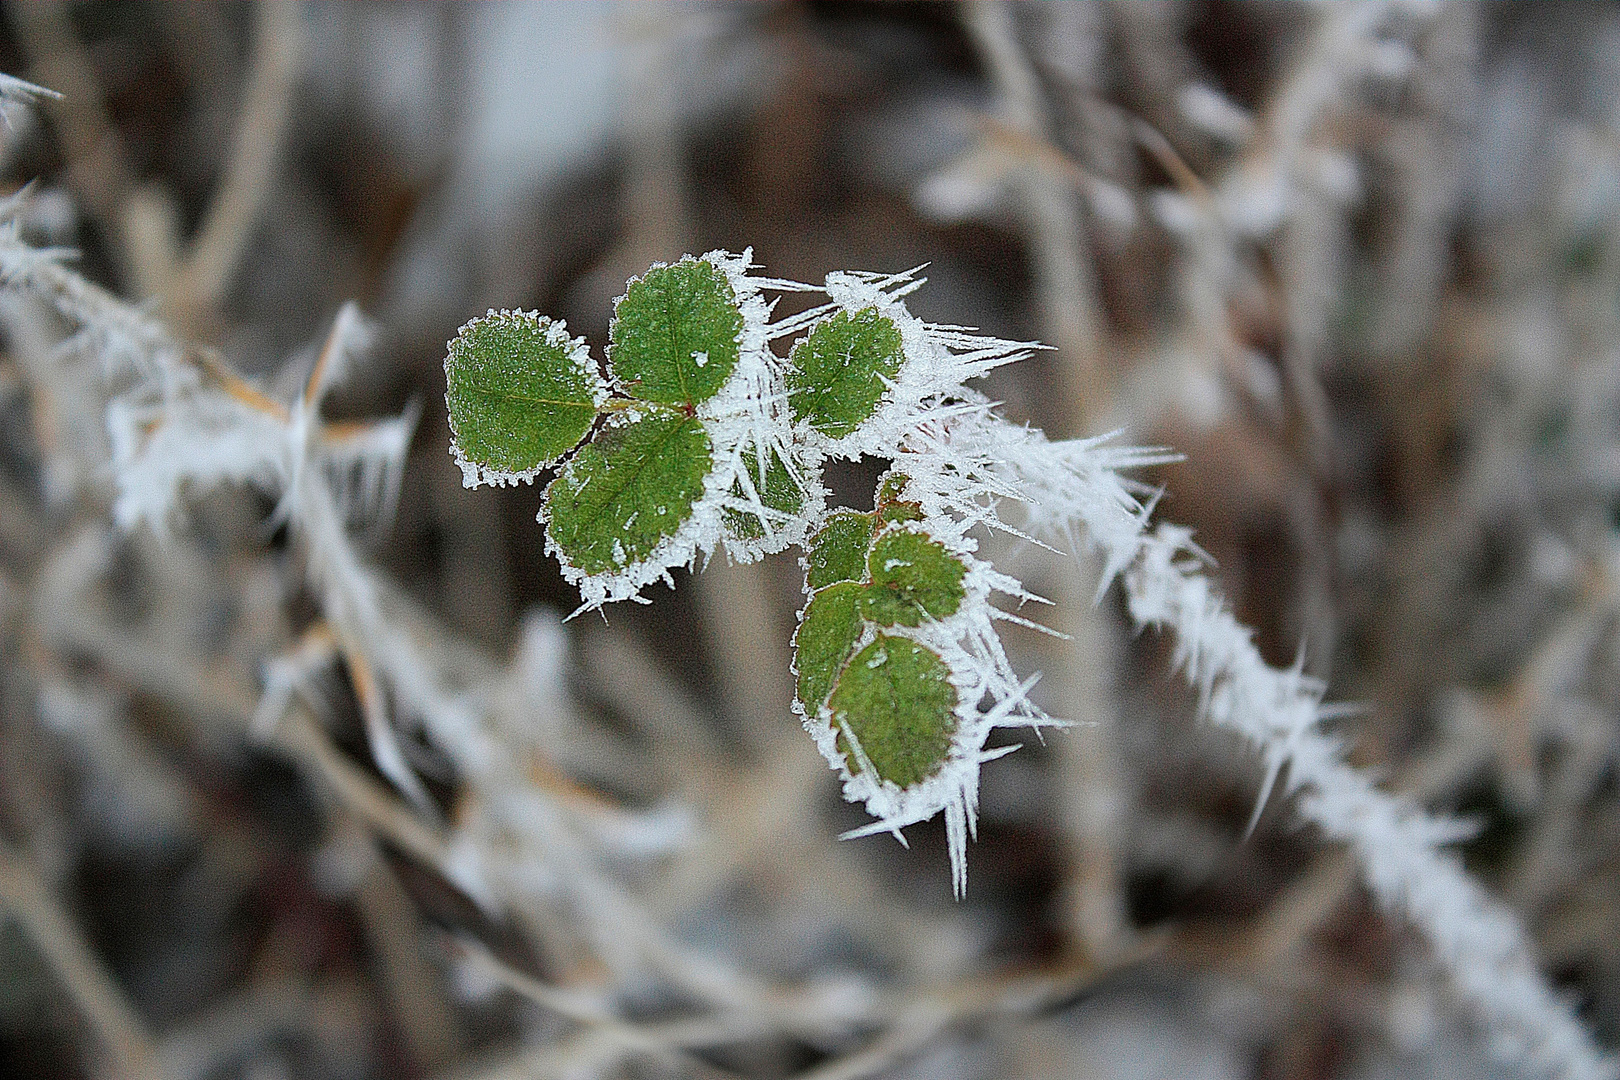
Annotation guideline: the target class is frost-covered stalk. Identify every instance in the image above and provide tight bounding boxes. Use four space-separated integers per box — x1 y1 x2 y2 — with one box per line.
985 437 1616 1080
0 72 61 126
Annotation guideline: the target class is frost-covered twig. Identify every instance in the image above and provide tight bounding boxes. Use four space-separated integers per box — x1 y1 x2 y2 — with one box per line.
959 0 1136 957
945 414 1617 1079
756 254 1614 1074
0 72 60 123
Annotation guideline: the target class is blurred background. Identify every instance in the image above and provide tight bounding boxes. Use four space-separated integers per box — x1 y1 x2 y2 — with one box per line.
1 2 1618 1078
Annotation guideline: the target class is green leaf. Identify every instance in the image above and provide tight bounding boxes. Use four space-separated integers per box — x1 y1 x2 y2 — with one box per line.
794 582 864 712
444 311 602 480
878 500 924 525
786 306 905 438
544 412 711 576
829 635 957 788
858 528 967 627
609 258 744 407
876 472 911 504
723 449 805 542
806 512 875 590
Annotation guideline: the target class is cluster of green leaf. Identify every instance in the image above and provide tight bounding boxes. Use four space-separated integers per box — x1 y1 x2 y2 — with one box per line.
794 476 969 788
443 251 1039 878
444 251 930 604
444 257 751 582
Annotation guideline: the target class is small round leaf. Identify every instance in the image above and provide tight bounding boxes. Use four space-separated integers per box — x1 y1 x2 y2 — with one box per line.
545 412 711 576
786 306 905 438
858 528 967 627
445 311 604 484
793 581 864 712
609 258 744 407
829 635 957 788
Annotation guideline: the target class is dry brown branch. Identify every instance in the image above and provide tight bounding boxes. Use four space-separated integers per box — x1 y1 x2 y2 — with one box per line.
345 820 467 1073
962 0 1108 434
961 0 1131 966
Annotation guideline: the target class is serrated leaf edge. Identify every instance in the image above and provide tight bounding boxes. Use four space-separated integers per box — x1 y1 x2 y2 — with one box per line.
537 408 721 613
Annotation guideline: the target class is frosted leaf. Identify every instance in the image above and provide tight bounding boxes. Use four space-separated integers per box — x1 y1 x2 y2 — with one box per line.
786 306 905 438
793 580 864 713
543 410 711 577
793 268 1040 462
858 526 967 628
445 311 605 488
829 635 957 789
609 256 744 407
806 512 874 590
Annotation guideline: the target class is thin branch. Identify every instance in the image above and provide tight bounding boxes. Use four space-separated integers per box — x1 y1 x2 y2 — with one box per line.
962 0 1108 434
270 705 452 871
0 839 162 1080
170 0 302 324
345 822 466 1073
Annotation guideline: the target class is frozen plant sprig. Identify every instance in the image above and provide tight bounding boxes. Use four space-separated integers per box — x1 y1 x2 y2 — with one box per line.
447 252 1059 888
446 250 1618 1078
0 180 1603 1075
446 249 825 608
